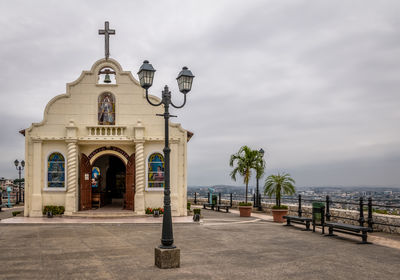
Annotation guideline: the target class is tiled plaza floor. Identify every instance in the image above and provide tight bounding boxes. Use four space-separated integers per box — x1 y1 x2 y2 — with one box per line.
0 209 399 279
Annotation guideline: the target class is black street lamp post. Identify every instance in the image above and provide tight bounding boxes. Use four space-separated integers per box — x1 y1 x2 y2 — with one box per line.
14 159 25 204
256 148 264 211
138 60 194 250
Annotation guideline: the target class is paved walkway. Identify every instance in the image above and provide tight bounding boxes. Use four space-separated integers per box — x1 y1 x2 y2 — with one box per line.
0 209 399 279
0 206 24 220
1 215 194 224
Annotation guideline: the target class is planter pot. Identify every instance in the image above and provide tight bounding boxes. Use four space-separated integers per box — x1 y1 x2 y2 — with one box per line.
193 213 200 222
239 206 252 217
46 211 53 218
271 209 288 223
153 210 160 218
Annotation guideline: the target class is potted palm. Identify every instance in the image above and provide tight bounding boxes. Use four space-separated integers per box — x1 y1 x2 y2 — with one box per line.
238 201 252 217
264 173 296 222
230 146 263 217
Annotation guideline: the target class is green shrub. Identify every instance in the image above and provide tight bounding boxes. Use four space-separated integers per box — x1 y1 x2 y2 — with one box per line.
187 202 191 210
272 205 288 209
193 208 201 215
373 209 388 215
42 205 65 215
239 202 252 206
12 211 21 216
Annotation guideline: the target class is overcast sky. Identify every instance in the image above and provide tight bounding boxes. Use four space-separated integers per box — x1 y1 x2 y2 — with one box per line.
1 0 399 188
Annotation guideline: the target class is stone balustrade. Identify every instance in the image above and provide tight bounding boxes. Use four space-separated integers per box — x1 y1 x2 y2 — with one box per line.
87 125 126 136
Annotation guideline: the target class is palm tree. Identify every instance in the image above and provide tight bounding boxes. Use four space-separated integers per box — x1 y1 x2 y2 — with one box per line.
264 173 296 207
229 146 260 203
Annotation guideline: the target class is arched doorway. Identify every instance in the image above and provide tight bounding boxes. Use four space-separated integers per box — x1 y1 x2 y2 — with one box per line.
92 154 126 208
79 151 135 211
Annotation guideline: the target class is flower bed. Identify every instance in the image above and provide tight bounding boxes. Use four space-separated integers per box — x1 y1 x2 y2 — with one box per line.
145 207 164 215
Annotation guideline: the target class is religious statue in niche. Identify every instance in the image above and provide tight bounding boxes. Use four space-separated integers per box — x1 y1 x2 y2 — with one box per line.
98 92 115 125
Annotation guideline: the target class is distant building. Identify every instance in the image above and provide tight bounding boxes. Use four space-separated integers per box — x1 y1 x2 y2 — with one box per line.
0 179 19 203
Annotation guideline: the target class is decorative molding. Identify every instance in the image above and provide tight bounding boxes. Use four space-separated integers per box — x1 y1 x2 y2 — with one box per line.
78 137 132 141
87 146 129 160
32 136 65 141
96 84 118 87
29 135 180 143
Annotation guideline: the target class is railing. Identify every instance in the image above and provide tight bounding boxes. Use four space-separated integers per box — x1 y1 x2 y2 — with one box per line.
188 192 400 232
87 125 127 137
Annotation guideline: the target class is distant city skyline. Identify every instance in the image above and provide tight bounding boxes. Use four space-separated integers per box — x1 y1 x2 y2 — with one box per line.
1 1 400 187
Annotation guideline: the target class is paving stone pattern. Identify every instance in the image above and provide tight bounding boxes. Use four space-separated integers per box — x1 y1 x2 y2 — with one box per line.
0 210 399 279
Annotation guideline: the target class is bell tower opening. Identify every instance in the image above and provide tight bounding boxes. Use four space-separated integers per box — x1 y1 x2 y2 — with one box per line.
98 67 116 84
92 154 126 208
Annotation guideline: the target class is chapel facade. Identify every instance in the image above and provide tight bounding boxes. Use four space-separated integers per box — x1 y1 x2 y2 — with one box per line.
22 58 191 217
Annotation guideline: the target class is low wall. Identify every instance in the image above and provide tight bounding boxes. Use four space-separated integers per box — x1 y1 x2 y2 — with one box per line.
188 198 400 234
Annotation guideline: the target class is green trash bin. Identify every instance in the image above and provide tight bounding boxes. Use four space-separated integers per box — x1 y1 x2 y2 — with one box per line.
212 194 218 205
312 202 325 224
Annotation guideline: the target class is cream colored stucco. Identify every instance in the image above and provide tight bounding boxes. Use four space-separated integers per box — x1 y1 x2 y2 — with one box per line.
23 58 189 217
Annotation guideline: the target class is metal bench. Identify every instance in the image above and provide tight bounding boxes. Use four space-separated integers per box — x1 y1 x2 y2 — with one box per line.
216 204 231 213
326 222 372 244
284 215 312 230
283 195 312 230
325 197 373 244
203 203 215 210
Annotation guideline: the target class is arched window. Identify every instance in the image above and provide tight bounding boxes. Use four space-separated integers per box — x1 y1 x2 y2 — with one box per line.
98 92 115 125
47 152 65 188
147 153 164 189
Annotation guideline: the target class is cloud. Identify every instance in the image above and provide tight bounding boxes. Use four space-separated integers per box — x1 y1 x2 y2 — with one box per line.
1 0 399 187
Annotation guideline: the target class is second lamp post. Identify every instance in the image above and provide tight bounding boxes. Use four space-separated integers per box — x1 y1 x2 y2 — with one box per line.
137 60 194 250
14 159 25 204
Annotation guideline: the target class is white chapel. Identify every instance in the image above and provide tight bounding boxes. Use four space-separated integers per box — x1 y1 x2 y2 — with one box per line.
21 23 192 217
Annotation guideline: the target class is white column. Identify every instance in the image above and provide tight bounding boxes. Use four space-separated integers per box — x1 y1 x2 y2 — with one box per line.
65 140 78 214
170 142 179 216
30 140 43 217
134 141 145 215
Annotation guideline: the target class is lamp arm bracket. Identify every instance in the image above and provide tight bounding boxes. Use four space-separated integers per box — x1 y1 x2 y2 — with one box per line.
145 90 163 107
170 93 187 109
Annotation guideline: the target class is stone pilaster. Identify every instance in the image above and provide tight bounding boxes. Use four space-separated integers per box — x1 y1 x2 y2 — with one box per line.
31 139 43 217
65 140 78 214
134 141 145 215
65 120 78 215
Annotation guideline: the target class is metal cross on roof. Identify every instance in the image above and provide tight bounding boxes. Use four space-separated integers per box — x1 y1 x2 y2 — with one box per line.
98 21 115 60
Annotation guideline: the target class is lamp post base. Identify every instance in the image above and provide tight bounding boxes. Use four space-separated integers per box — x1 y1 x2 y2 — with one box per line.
155 247 180 269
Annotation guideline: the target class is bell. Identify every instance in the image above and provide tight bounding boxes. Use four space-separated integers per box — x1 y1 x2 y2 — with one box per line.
103 73 111 83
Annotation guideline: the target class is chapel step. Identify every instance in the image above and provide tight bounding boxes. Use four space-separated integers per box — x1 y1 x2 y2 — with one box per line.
64 211 138 219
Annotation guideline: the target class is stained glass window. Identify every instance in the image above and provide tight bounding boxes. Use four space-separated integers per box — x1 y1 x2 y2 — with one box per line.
47 152 65 188
148 153 164 189
98 92 115 125
91 167 100 188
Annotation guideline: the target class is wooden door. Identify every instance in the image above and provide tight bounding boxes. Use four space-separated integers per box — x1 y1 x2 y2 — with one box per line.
125 153 135 210
80 153 92 210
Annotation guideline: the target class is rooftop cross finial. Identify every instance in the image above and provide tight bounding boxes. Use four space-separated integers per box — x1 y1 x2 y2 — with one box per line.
98 21 115 60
